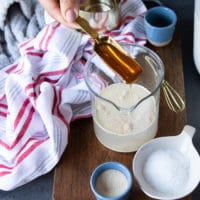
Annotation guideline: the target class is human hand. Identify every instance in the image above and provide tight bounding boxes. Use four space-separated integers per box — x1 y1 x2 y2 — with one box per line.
39 0 79 29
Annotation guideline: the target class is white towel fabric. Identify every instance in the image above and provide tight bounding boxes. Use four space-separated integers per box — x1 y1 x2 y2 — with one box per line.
0 0 147 191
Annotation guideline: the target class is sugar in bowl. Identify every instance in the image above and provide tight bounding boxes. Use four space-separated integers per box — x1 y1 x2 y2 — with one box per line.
84 43 164 152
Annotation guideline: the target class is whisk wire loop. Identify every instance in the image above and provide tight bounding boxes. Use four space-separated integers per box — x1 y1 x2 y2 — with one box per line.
162 80 185 113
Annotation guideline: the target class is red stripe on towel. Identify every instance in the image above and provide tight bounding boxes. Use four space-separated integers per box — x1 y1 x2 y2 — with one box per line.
0 111 7 117
5 63 18 73
19 38 34 49
39 24 50 50
0 138 49 175
0 171 11 176
14 99 30 130
26 51 44 58
0 103 8 109
0 106 35 150
44 23 60 50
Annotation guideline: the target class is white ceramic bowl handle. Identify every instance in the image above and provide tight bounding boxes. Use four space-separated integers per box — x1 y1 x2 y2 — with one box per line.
182 125 196 139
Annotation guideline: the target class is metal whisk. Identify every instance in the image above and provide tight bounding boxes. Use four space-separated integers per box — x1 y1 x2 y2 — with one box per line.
162 80 185 113
144 55 185 113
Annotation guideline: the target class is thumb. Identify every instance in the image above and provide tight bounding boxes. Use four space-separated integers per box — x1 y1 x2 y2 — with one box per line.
60 0 79 23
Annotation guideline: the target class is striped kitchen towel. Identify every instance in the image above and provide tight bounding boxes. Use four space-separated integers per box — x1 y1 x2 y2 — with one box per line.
0 0 146 190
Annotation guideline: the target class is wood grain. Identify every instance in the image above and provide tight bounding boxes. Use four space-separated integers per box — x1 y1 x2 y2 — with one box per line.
53 27 189 200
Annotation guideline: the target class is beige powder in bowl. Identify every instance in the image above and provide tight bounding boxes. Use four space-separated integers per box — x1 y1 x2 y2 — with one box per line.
95 169 128 197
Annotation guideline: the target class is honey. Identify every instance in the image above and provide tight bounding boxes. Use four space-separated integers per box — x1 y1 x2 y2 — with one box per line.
94 42 143 83
75 16 143 83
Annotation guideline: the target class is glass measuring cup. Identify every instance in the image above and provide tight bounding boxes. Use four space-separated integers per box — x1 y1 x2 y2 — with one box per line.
84 43 164 152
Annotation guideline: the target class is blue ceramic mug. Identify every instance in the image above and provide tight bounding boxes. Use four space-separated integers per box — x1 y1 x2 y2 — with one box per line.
144 6 177 47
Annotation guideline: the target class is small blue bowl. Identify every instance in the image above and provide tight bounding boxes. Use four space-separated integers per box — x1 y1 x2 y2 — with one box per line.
90 162 133 200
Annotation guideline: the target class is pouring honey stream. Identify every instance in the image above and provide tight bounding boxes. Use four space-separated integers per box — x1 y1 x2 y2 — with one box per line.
76 16 143 83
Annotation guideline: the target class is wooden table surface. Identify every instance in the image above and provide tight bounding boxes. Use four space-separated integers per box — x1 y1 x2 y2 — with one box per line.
53 27 189 200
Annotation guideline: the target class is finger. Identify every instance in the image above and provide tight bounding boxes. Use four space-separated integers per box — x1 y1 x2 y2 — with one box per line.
39 0 78 29
59 0 79 23
39 0 64 23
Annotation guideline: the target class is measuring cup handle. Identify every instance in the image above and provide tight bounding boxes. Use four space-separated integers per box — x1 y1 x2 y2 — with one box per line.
182 125 196 139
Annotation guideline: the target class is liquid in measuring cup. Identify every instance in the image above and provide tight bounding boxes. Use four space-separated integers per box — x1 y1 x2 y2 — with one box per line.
92 83 158 152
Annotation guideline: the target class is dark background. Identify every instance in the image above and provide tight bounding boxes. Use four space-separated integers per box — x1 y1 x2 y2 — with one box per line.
0 0 199 199
167 0 200 199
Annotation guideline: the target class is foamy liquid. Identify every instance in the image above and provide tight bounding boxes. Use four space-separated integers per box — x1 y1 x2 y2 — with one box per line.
92 83 158 152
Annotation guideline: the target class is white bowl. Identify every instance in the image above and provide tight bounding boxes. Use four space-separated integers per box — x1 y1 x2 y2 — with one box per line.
133 125 200 200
